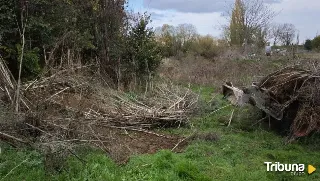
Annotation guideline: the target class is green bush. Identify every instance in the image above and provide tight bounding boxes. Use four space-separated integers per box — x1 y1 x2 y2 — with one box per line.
191 35 218 59
16 44 41 79
304 39 312 51
312 36 320 51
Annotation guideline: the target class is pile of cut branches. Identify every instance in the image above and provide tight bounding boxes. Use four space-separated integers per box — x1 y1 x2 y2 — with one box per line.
1 65 198 155
223 66 320 140
23 68 198 128
0 56 18 106
255 67 320 138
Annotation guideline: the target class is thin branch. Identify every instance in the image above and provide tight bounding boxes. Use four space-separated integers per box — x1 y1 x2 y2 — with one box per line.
227 109 235 127
0 132 28 144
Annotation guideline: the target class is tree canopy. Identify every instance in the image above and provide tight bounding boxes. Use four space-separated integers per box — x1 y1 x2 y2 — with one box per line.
0 0 162 89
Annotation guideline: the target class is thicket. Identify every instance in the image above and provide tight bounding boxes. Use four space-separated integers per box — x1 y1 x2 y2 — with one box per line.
155 24 225 60
0 0 162 89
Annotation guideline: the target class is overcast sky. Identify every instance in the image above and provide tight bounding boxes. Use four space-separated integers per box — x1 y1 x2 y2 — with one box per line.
128 0 320 42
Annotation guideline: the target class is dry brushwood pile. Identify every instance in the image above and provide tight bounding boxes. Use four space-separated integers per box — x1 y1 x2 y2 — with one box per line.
223 66 320 140
255 67 320 138
0 64 198 163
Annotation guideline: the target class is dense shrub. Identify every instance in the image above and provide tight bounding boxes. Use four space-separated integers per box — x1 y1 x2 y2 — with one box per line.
304 39 312 51
312 36 320 51
17 45 41 79
191 35 219 59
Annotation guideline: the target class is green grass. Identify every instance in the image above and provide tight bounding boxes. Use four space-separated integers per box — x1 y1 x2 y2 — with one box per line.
1 86 320 181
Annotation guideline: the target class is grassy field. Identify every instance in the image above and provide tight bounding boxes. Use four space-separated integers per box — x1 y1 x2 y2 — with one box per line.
1 85 319 181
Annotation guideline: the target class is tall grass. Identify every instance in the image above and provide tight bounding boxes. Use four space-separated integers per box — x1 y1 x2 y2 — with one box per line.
159 54 318 88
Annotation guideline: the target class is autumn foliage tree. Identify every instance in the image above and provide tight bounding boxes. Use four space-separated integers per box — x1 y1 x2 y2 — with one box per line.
155 24 179 57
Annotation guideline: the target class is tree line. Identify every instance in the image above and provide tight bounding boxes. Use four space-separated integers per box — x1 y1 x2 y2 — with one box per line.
154 24 227 59
225 0 300 48
1 0 318 87
0 0 162 90
155 0 312 59
304 36 320 51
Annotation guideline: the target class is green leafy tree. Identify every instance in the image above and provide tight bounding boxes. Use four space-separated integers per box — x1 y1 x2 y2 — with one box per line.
0 0 20 77
312 36 320 51
304 39 312 51
0 0 127 80
127 14 162 81
0 0 166 90
229 0 245 46
16 45 41 79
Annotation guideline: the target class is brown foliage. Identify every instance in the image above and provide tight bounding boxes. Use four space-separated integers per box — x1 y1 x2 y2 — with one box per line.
257 67 320 137
1 65 198 163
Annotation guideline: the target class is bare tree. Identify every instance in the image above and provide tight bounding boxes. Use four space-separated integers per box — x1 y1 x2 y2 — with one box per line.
270 23 296 46
156 24 198 55
15 0 28 112
243 0 277 41
176 24 198 46
278 23 296 46
296 31 300 45
270 23 282 46
227 0 277 47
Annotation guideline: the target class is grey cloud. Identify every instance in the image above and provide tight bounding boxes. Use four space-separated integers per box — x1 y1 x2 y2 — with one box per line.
150 12 167 20
144 0 282 13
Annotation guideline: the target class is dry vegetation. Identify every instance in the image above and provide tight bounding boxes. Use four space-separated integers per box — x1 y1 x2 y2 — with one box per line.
159 52 320 87
1 1 320 180
255 67 320 140
160 52 320 140
1 61 199 163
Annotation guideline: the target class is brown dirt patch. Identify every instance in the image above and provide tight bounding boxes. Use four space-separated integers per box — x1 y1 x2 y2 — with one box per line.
97 127 186 164
1 68 197 166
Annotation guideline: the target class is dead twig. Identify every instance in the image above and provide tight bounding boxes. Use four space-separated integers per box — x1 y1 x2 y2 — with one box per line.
0 132 28 144
227 109 235 127
206 104 232 117
44 87 70 102
171 132 195 151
